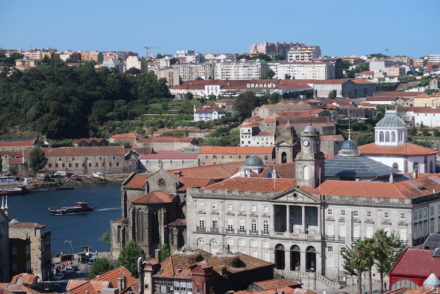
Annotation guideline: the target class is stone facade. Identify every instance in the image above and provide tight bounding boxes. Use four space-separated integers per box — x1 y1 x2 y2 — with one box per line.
0 210 9 282
8 222 51 281
199 146 275 166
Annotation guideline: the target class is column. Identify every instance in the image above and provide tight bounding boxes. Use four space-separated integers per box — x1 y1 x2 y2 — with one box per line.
158 208 164 245
286 205 290 233
285 245 291 271
300 247 306 272
144 208 150 250
302 206 306 233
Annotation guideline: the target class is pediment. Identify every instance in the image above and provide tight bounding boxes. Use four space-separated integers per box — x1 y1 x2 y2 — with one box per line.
270 188 320 204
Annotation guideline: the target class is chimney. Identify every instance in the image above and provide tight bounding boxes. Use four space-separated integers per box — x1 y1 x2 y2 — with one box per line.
117 277 126 291
389 173 394 183
413 169 418 179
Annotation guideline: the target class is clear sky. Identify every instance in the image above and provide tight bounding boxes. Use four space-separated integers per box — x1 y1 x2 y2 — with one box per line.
1 0 439 58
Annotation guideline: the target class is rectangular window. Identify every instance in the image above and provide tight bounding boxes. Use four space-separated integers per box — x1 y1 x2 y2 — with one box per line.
228 204 233 211
251 204 257 212
340 210 346 216
239 204 245 212
339 223 346 237
353 223 360 239
400 213 406 219
366 225 373 238
327 209 333 215
327 222 334 236
352 210 359 217
328 245 333 252
239 219 245 232
366 211 372 218
384 211 390 218
400 228 407 241
263 206 269 213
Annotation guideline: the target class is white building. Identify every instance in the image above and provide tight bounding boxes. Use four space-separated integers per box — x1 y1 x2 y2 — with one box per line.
428 54 440 63
193 105 226 122
174 63 214 81
214 59 268 80
125 56 146 71
406 107 440 127
358 110 437 173
287 46 321 62
274 62 335 80
240 118 277 147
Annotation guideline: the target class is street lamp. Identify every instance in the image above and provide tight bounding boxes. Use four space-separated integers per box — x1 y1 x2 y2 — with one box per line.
64 240 73 262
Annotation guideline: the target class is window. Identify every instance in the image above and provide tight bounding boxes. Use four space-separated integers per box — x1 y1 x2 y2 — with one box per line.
263 220 269 233
251 204 257 212
366 225 373 238
352 210 359 217
227 219 233 231
239 204 245 212
400 213 406 219
339 223 346 238
239 219 245 232
366 211 372 217
212 219 217 228
239 239 245 246
199 218 205 228
327 209 333 215
251 220 257 232
340 209 346 216
328 245 333 252
392 162 399 169
263 206 269 213
212 203 218 210
383 211 390 218
379 131 384 142
198 202 205 210
228 204 233 211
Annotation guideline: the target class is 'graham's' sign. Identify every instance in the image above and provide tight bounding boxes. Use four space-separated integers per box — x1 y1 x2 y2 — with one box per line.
246 83 277 89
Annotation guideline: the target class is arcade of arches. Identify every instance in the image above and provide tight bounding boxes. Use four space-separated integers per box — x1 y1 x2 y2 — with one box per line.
275 244 317 272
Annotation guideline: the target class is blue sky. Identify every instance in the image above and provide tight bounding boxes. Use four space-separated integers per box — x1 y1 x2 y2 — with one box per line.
1 0 439 57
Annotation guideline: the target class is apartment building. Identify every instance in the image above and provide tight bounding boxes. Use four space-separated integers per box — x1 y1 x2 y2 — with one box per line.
214 60 269 80
287 46 321 62
250 42 304 59
80 51 103 63
173 63 215 81
274 62 335 80
126 56 146 71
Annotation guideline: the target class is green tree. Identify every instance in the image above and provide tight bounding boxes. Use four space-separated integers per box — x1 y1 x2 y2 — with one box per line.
372 230 405 293
409 127 417 136
116 241 146 277
89 258 113 279
265 69 275 79
328 90 337 98
284 74 291 80
342 241 369 294
8 165 18 176
434 129 440 137
183 92 194 100
355 133 374 146
28 147 48 174
99 231 111 246
422 129 430 136
233 91 260 119
159 244 171 261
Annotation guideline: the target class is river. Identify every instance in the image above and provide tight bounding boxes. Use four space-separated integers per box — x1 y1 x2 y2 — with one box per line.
7 183 121 254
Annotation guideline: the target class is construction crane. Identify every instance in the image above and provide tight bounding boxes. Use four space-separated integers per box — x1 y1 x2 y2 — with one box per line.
144 46 159 58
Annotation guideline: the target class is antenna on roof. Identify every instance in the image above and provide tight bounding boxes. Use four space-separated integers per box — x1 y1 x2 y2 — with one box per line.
348 115 352 140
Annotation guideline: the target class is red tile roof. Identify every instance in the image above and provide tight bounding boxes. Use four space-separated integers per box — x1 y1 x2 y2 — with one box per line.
109 133 137 139
170 162 243 180
200 146 274 155
131 191 176 204
389 248 440 278
139 151 199 160
254 278 301 290
92 266 138 289
123 173 151 189
320 135 344 141
203 177 296 193
270 162 296 179
167 218 187 227
138 137 193 143
412 108 440 114
177 177 214 191
358 143 438 156
0 141 35 148
24 146 126 158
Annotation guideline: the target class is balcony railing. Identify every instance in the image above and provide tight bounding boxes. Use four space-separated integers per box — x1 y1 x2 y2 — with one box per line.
249 230 258 235
196 226 206 232
261 230 270 236
237 228 246 235
226 228 234 234
210 227 219 233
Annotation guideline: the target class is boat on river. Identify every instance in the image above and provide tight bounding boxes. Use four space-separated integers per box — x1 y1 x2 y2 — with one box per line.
0 186 28 196
49 202 96 215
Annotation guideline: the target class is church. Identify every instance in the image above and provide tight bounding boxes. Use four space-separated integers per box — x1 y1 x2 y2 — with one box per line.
112 114 440 289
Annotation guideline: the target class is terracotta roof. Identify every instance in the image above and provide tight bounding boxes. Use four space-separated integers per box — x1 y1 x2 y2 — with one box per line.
254 279 301 290
10 274 39 286
139 151 199 160
203 177 296 193
9 222 45 229
0 141 35 148
365 96 397 101
167 218 187 227
376 91 423 97
194 105 226 113
138 137 193 143
177 177 214 191
123 173 151 189
270 162 295 178
263 117 277 123
73 138 107 144
131 191 176 204
109 133 137 139
412 108 440 114
316 174 440 199
389 248 440 278
200 146 274 155
66 280 88 292
231 286 295 294
170 162 243 180
92 266 138 289
156 249 273 279
358 143 438 156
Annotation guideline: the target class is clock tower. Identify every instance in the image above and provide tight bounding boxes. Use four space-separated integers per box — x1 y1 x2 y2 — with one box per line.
295 125 325 188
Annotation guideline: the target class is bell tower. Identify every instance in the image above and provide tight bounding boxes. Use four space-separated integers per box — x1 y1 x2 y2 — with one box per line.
295 125 325 188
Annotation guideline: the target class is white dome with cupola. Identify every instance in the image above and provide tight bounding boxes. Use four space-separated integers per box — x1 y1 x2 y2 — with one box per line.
374 110 407 146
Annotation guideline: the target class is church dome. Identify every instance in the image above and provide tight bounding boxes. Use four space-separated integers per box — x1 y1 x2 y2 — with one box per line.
303 125 319 135
338 139 359 156
376 110 406 128
243 155 264 168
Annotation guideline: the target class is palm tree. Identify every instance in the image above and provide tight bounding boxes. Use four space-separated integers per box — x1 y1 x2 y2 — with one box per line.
362 238 375 294
342 240 370 294
372 230 405 293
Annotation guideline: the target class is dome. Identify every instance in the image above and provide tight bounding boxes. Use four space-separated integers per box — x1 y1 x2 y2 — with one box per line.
303 125 319 135
243 155 264 168
376 110 406 128
338 139 359 156
424 273 440 287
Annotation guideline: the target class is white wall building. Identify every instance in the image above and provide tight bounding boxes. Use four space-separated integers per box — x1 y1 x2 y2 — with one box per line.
193 105 226 122
214 60 268 80
406 108 440 127
125 56 146 71
275 62 335 80
287 46 321 62
358 110 437 173
428 54 440 63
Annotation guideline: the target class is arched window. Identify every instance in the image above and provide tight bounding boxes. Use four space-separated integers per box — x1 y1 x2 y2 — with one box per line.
251 220 257 233
391 132 396 142
290 245 301 271
306 246 316 272
263 220 269 233
413 162 419 172
385 132 390 142
398 131 403 142
379 131 384 142
392 162 399 170
275 244 285 269
303 166 310 180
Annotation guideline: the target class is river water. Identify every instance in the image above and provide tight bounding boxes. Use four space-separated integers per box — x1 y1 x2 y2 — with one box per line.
7 183 121 254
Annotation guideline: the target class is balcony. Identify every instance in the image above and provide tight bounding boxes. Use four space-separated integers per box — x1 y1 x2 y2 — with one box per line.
196 226 206 233
210 227 219 233
249 230 258 236
261 230 270 236
237 229 246 235
226 228 234 234
338 236 346 241
325 235 335 241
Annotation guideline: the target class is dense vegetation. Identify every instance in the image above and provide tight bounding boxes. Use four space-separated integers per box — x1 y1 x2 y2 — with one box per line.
0 60 170 139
